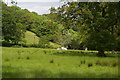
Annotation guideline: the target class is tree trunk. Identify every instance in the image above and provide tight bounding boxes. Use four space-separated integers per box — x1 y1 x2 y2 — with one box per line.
97 50 107 57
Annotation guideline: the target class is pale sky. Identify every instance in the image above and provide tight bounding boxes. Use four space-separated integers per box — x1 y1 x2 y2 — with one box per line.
4 0 117 15
5 0 61 2
5 0 64 15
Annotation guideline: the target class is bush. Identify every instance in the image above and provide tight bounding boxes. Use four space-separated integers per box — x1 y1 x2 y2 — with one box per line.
12 45 21 48
2 41 12 47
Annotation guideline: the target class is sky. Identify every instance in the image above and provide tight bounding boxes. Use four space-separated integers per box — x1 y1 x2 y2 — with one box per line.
5 0 62 2
5 0 65 15
4 0 118 15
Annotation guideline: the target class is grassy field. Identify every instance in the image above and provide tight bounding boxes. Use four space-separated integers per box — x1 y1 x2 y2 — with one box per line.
2 47 119 78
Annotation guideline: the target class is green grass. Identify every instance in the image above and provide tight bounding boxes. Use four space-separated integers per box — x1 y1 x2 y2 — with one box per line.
24 31 39 45
2 47 119 78
49 42 62 49
23 31 61 48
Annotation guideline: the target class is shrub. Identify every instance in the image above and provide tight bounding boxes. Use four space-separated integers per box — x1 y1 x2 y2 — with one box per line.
12 45 21 48
2 41 12 47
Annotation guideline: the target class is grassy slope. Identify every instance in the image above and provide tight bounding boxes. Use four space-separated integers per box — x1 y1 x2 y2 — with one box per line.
24 31 61 48
24 31 39 45
2 47 119 78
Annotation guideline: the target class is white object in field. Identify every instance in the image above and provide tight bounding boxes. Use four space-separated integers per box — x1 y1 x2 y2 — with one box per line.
57 47 67 50
62 47 67 50
85 48 88 51
57 48 61 50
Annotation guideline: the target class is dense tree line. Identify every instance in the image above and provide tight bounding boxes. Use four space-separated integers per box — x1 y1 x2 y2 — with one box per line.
2 2 65 47
2 2 120 56
2 3 26 44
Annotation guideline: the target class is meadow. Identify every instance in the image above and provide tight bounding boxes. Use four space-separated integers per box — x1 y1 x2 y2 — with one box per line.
2 47 119 78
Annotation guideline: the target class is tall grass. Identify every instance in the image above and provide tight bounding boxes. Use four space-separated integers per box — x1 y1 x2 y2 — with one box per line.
2 47 119 78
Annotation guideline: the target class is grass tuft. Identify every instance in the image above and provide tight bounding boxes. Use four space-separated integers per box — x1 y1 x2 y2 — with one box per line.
50 60 54 63
26 57 30 60
18 57 21 59
81 60 86 64
88 63 93 67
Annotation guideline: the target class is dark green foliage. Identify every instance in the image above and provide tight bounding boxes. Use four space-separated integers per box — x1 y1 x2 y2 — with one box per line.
18 57 21 59
50 60 54 63
2 3 26 44
88 63 93 67
2 41 12 47
81 60 86 64
53 2 120 55
26 57 30 60
2 2 64 48
12 45 21 48
43 50 47 54
96 50 107 57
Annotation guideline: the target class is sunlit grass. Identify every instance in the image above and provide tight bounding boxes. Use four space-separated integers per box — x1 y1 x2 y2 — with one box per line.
24 31 39 45
2 47 119 78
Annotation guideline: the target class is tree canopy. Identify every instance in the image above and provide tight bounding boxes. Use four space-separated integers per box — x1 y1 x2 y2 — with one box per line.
49 2 120 56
